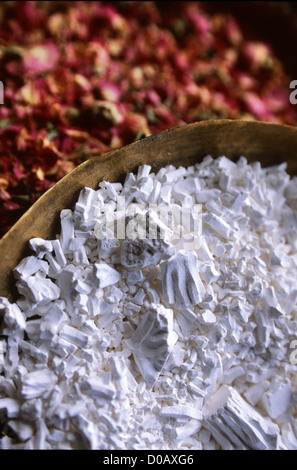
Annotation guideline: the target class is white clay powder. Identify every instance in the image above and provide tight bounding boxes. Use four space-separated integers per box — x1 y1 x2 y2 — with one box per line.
1 155 297 450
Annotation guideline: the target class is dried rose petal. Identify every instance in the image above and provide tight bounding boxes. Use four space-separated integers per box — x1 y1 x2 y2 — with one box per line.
24 44 59 74
243 92 272 120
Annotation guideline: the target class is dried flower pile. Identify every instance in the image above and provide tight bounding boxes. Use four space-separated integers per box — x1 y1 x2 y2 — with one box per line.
0 1 296 237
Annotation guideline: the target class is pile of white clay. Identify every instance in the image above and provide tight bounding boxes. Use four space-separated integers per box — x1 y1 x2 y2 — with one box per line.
1 155 297 450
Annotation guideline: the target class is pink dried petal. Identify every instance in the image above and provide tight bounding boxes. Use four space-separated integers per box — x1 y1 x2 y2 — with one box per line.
47 12 66 37
3 199 20 211
91 3 127 32
0 188 11 202
24 43 59 74
94 101 124 125
185 5 212 35
74 74 92 93
146 90 161 107
243 92 272 120
241 41 272 71
232 71 257 91
262 88 289 113
99 82 121 102
13 161 26 180
0 108 10 120
18 81 41 106
223 17 243 46
87 41 110 70
110 127 123 148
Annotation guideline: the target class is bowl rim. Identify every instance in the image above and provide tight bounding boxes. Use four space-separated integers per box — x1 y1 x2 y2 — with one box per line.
1 118 297 299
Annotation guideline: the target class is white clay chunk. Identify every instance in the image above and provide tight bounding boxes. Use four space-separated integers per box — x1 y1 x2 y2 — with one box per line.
159 250 206 307
204 385 280 450
126 303 178 388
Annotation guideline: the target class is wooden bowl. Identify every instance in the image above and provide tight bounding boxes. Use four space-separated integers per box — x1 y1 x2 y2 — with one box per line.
1 119 297 301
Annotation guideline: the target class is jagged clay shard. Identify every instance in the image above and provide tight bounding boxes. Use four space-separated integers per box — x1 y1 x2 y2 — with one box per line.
159 250 206 307
121 238 175 268
204 385 280 450
126 304 178 388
